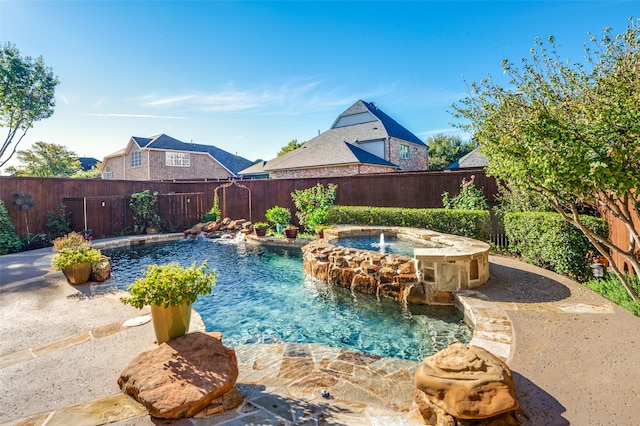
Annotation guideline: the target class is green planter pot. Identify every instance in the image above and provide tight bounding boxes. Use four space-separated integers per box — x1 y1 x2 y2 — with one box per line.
62 262 92 285
150 301 192 345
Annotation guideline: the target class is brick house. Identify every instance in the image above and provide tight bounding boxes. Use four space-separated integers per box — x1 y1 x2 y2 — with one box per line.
239 100 428 179
100 134 256 181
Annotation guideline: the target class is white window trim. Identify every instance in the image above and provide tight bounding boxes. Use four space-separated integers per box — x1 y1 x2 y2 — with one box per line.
399 144 409 160
131 151 141 167
165 151 191 167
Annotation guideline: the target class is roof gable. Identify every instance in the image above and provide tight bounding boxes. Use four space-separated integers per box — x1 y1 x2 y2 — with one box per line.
361 101 425 146
140 134 255 175
329 100 424 146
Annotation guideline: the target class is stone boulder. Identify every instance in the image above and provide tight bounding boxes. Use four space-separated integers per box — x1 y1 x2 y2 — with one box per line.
118 332 241 419
414 343 519 425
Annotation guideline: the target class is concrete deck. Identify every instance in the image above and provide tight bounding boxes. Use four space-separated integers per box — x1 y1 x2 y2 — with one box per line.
1 237 639 425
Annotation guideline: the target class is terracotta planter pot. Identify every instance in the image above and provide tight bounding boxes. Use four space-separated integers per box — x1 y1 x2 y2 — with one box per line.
255 228 267 237
284 228 298 239
91 256 112 282
150 302 192 345
62 262 92 285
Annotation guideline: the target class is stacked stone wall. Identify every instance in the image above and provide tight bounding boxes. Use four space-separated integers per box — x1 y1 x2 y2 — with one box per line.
302 240 431 304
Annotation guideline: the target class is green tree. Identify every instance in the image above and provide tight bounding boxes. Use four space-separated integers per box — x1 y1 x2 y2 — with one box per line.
0 43 59 168
5 141 81 177
277 139 304 157
427 134 477 170
453 19 640 299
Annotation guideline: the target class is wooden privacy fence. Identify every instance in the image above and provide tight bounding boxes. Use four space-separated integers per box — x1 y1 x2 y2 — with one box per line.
1 169 494 237
62 193 206 238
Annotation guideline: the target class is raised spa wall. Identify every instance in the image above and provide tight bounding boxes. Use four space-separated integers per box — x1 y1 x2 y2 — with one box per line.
302 226 490 306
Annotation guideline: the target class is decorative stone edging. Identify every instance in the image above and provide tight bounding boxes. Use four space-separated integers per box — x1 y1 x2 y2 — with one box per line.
455 290 513 362
304 226 491 306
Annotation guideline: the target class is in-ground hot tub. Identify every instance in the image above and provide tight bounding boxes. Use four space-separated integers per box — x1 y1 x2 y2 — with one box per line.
304 226 491 305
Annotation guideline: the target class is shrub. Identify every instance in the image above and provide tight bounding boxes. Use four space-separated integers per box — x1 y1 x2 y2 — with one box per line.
327 206 491 240
129 190 162 233
265 206 291 230
504 212 608 281
291 183 338 232
46 203 72 239
583 273 640 317
442 175 489 210
0 200 21 255
121 262 216 309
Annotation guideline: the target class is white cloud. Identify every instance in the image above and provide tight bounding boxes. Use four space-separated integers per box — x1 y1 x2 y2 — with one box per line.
82 113 188 119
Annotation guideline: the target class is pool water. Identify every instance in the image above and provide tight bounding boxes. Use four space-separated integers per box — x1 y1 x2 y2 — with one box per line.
332 235 420 256
106 238 471 361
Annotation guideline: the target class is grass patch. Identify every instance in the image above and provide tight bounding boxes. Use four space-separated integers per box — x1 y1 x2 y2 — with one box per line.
583 273 640 317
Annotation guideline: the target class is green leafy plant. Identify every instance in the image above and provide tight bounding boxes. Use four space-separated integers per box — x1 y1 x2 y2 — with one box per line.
50 231 101 270
46 203 72 239
327 205 491 241
583 272 640 317
253 222 270 229
202 193 221 222
291 183 337 232
121 262 216 309
0 200 21 255
442 175 489 210
285 224 298 230
129 190 162 233
265 206 291 230
504 212 608 281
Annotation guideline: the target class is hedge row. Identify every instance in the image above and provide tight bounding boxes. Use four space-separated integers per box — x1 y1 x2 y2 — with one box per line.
504 212 608 281
327 206 491 241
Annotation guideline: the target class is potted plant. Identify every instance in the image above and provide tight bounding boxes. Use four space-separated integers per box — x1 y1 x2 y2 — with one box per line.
120 262 216 344
50 232 102 284
265 206 291 234
129 190 163 234
314 224 330 239
284 224 299 239
253 222 270 237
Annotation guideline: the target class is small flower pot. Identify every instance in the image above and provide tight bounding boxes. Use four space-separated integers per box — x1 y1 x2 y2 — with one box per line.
62 262 93 285
150 301 192 345
255 228 267 237
284 228 298 239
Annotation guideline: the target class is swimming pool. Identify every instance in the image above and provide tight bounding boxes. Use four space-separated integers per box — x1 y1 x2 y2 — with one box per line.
106 238 471 361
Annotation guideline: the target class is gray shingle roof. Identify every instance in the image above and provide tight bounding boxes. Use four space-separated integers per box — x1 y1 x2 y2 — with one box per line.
447 147 488 169
262 139 396 171
335 100 426 146
132 134 255 175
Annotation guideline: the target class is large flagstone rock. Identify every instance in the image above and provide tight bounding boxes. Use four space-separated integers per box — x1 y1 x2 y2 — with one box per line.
414 343 519 425
118 331 240 419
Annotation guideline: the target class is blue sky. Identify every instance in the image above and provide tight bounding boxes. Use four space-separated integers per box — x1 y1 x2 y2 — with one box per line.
0 1 635 171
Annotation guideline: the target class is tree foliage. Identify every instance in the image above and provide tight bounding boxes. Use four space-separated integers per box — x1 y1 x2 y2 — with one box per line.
0 43 59 167
453 19 640 299
5 141 81 177
277 139 303 157
427 134 477 170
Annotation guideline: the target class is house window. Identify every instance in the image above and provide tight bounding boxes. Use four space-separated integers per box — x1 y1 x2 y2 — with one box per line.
166 152 191 167
131 151 141 167
104 167 114 179
399 144 409 159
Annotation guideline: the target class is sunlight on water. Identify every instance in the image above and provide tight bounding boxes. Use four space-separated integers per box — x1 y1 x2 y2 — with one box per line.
106 239 471 360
